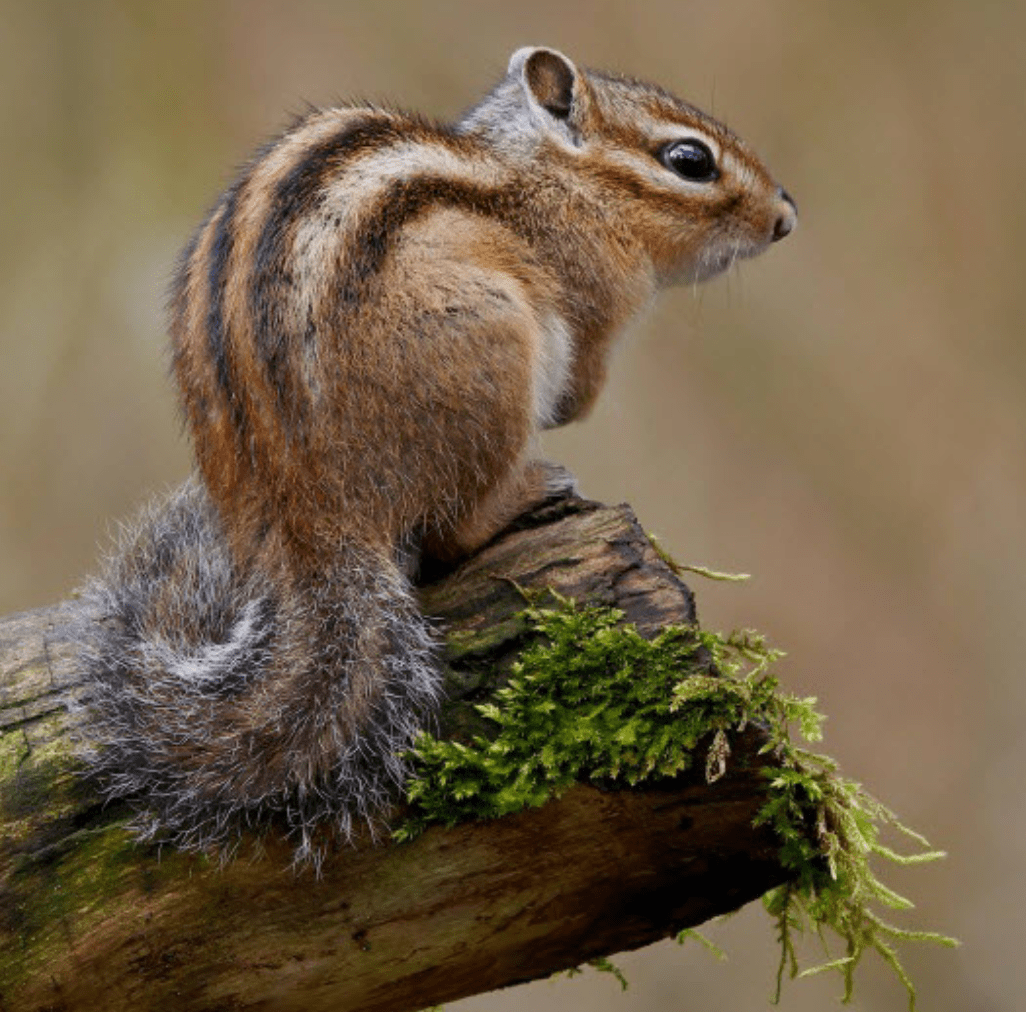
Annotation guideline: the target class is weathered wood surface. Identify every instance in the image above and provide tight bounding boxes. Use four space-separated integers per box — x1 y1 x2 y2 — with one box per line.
0 497 787 1012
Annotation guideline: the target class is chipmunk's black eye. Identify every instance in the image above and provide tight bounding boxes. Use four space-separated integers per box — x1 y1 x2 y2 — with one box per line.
660 139 718 182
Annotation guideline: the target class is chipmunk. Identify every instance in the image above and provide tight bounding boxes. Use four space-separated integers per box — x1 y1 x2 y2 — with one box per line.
76 46 795 866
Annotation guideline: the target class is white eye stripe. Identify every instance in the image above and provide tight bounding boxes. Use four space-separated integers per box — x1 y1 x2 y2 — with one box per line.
629 106 722 161
728 158 758 190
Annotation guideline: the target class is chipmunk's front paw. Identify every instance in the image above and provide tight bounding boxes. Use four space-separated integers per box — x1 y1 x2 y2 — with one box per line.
526 460 580 503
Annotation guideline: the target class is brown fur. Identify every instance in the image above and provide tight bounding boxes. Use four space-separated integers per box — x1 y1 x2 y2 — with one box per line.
80 47 795 862
170 46 795 756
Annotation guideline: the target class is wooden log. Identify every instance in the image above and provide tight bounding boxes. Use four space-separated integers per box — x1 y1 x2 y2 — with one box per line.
0 496 787 1012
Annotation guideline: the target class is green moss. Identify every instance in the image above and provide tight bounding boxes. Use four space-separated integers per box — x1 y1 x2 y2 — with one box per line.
397 595 956 1009
443 614 531 665
0 731 29 784
0 721 84 855
0 713 191 994
0 817 195 994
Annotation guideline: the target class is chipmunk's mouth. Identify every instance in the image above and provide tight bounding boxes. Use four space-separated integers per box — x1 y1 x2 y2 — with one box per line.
687 237 767 283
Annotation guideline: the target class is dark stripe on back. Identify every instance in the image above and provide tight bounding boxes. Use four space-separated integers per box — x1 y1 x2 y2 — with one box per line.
336 168 622 357
338 176 513 306
250 117 406 392
203 129 291 399
207 182 244 408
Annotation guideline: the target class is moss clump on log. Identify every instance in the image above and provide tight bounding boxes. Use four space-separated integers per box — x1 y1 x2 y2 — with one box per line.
401 595 957 1009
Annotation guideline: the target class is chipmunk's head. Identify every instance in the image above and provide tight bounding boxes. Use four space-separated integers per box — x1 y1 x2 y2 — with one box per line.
463 46 796 285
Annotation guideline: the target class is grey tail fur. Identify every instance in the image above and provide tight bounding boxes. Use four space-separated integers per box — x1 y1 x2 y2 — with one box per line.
74 477 440 869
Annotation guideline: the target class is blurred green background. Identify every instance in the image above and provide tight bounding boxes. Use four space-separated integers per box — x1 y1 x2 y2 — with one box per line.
2 1 1022 1008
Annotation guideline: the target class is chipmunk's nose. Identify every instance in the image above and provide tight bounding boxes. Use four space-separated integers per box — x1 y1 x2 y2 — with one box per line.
772 188 797 242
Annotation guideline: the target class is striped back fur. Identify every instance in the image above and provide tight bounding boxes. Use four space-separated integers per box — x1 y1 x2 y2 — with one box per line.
170 45 794 558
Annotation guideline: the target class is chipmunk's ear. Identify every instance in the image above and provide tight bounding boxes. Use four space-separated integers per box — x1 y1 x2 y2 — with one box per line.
508 46 584 145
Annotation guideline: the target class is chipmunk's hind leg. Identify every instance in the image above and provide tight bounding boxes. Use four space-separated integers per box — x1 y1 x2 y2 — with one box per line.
422 459 579 563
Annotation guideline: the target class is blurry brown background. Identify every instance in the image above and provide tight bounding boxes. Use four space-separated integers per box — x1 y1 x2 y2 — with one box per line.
1 1 1022 1008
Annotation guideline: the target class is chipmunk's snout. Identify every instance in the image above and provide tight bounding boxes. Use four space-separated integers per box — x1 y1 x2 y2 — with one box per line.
772 188 797 242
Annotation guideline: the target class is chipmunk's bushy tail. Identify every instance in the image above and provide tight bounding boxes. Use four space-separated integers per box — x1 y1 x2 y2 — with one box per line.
74 477 440 868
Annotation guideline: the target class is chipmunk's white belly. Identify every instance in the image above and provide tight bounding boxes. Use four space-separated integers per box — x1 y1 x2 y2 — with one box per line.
533 312 574 428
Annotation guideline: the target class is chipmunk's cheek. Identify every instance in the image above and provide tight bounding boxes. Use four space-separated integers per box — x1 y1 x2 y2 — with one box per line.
721 207 779 260
680 213 773 283
663 232 735 284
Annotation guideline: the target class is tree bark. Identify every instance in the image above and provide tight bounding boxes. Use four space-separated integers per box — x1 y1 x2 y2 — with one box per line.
0 496 787 1012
